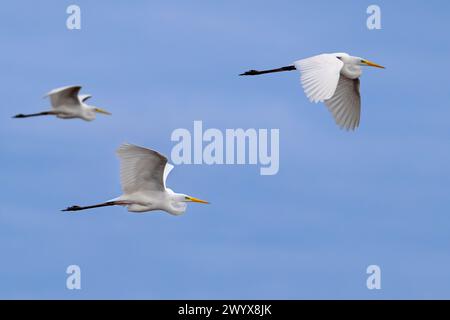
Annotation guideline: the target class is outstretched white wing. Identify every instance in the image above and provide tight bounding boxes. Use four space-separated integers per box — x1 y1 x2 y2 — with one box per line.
325 77 361 131
79 94 92 102
163 163 174 189
294 54 344 103
45 85 82 111
116 143 169 194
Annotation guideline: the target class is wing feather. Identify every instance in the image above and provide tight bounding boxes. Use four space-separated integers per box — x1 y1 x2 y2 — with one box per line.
116 143 169 194
79 94 92 102
324 76 361 131
45 85 82 110
163 163 174 189
294 54 344 103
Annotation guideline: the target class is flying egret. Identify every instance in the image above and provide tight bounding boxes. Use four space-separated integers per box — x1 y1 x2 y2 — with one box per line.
13 85 111 121
62 143 209 215
240 53 385 130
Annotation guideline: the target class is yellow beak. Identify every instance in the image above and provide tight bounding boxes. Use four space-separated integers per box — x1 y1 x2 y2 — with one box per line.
364 60 385 69
94 108 112 115
188 196 209 204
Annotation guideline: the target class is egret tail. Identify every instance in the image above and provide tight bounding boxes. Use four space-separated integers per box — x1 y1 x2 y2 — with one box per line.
239 65 296 76
62 201 127 212
13 111 56 118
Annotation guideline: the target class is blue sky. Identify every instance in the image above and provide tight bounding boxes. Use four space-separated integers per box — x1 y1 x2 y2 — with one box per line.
1 0 450 299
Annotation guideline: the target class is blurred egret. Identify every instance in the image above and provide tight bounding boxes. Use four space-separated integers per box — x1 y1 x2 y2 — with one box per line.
240 53 385 130
13 85 111 121
63 143 209 215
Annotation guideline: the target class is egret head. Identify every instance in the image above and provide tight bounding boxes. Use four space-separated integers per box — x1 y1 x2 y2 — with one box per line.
82 106 112 121
357 57 385 69
182 194 209 204
81 106 111 121
336 54 385 69
167 193 209 215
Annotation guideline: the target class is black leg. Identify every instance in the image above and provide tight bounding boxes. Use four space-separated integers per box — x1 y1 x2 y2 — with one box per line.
62 201 119 212
239 65 296 76
13 111 55 118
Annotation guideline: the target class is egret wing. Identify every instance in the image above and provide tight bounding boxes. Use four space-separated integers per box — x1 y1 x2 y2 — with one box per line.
79 94 92 102
163 163 174 189
116 143 168 194
294 54 344 103
45 85 82 110
324 76 361 131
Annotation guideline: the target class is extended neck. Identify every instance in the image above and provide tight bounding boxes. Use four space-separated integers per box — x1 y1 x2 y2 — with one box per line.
341 64 362 79
165 192 187 215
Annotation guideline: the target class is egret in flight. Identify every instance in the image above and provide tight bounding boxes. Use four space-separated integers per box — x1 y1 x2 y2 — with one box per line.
13 85 111 121
63 143 209 215
240 53 385 130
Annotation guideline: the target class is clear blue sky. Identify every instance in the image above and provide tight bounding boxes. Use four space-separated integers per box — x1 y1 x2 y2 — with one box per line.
1 0 450 299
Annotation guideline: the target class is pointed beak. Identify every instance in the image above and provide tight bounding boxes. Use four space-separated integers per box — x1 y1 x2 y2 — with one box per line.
187 196 209 204
364 60 385 69
94 108 112 115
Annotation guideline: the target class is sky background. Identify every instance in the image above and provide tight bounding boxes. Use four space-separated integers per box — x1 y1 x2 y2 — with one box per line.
1 0 450 299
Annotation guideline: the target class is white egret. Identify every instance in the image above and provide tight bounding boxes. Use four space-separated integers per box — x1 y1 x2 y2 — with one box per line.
13 85 111 121
240 53 385 130
62 143 209 215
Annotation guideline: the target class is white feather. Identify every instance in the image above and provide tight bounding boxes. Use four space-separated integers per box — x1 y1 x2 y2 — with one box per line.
163 163 174 189
294 54 344 103
79 94 92 102
324 77 361 130
116 143 169 194
45 85 82 111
